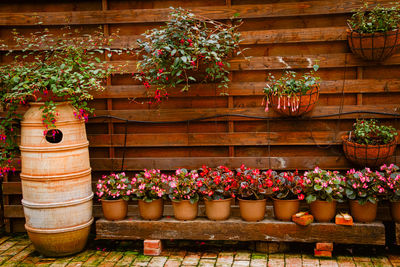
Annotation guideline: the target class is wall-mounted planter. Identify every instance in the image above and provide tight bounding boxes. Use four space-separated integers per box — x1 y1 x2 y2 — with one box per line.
347 29 400 62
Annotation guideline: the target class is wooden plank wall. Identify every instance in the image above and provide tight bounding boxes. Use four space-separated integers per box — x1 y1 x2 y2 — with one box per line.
1 0 400 232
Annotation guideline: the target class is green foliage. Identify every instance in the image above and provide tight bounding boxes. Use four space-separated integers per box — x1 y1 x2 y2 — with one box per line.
135 7 243 104
131 169 168 202
348 3 400 34
96 172 132 201
269 170 304 200
0 26 131 177
197 165 238 200
235 165 272 200
351 119 397 145
345 168 384 205
167 168 200 203
303 167 346 203
263 65 319 111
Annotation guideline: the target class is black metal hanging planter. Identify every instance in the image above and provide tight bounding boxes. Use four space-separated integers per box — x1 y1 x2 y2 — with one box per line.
347 29 400 62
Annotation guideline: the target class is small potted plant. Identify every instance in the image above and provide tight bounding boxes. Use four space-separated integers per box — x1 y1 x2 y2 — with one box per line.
268 170 305 221
135 7 243 104
263 65 320 117
197 165 237 221
131 169 167 220
378 164 400 222
167 168 200 221
303 167 346 222
236 165 272 222
345 168 385 222
96 172 131 221
347 3 400 61
342 119 398 167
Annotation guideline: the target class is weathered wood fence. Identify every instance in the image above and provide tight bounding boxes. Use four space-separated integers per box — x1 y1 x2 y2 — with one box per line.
1 0 400 232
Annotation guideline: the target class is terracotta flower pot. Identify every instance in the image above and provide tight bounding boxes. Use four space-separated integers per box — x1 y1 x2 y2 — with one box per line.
391 201 400 223
138 198 164 220
172 200 198 221
273 198 300 221
268 85 319 117
347 29 400 61
101 199 128 221
349 200 378 223
310 200 337 222
342 135 397 167
238 198 266 222
204 198 232 221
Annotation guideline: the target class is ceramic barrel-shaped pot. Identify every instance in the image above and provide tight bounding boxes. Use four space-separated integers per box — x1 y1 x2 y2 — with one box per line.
349 200 378 223
310 200 337 222
238 198 266 222
138 198 164 220
347 29 400 62
204 198 232 221
20 102 93 257
172 200 198 221
101 199 128 221
273 198 300 221
342 135 397 167
269 86 319 117
390 201 400 223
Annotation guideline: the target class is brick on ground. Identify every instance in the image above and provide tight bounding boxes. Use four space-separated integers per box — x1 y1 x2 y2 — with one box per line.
319 259 339 267
148 256 168 267
182 252 201 265
234 251 251 261
198 258 217 267
232 260 250 267
82 250 110 266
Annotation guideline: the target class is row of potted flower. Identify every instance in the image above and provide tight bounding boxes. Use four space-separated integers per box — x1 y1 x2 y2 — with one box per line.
97 164 400 224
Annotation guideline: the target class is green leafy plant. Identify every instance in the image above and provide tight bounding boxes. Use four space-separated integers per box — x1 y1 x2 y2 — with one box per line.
377 164 400 202
348 3 400 34
303 167 346 203
0 26 130 178
135 7 243 104
95 172 132 201
131 169 168 202
235 165 272 200
345 168 384 204
263 65 320 112
349 119 397 145
167 168 200 203
197 165 238 200
269 170 305 200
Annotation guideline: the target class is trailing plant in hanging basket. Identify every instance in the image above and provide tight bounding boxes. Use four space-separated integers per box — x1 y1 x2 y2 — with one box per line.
342 119 398 167
0 26 131 178
263 64 320 117
135 7 243 104
347 3 400 61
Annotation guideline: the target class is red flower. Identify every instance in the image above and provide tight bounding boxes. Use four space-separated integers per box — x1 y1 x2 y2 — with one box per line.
298 194 305 200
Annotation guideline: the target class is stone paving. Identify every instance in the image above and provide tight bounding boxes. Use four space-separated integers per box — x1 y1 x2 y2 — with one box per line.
0 235 399 266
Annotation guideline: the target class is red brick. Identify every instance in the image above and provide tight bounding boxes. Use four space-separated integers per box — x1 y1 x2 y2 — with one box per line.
316 243 333 252
335 214 353 226
292 214 314 226
144 248 162 256
314 249 332 258
144 239 162 249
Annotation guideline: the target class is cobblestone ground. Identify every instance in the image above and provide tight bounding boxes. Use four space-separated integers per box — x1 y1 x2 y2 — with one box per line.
0 235 399 266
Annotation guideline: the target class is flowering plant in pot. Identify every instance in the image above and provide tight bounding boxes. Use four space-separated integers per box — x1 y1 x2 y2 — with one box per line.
0 26 129 178
135 7 243 104
197 165 237 220
96 172 131 221
342 119 398 167
269 170 305 221
345 168 384 222
131 169 168 220
347 3 400 61
167 168 200 220
377 164 400 222
263 65 320 116
303 167 346 222
235 165 273 221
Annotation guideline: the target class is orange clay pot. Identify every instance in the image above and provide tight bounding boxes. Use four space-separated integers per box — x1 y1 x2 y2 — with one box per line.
238 198 267 222
101 199 128 221
172 200 198 221
349 200 378 223
204 198 232 221
138 198 164 220
310 200 337 222
273 198 300 221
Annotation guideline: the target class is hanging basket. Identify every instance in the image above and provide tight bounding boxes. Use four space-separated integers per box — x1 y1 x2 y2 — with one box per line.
268 85 319 117
342 134 398 167
347 29 400 62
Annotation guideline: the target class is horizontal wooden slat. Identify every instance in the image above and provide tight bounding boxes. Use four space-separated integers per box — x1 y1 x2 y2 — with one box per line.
89 156 400 171
95 217 385 244
95 80 400 98
87 131 348 147
0 1 393 26
92 105 400 122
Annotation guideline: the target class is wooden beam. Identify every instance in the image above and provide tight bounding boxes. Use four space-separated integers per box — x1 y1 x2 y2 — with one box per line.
95 217 385 245
94 80 400 99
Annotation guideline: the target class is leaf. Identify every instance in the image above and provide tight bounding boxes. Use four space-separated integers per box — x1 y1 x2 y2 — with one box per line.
95 57 101 63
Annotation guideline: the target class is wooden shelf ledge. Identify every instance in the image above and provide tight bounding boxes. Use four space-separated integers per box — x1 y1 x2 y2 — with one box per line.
96 217 385 245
